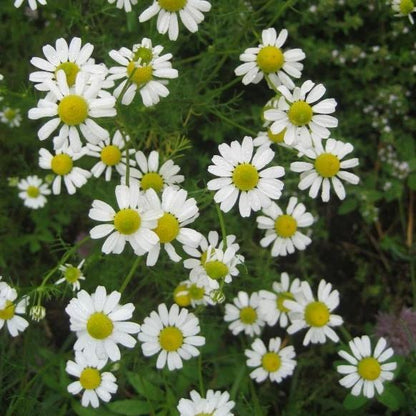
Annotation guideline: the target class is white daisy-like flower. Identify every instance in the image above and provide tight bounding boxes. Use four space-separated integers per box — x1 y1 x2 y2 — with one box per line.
256 197 314 257
65 285 141 361
183 231 244 287
108 0 138 12
245 337 297 383
138 303 205 371
17 175 51 209
264 80 338 147
258 272 302 328
14 0 46 10
173 273 215 308
39 145 91 195
207 136 285 217
144 186 201 266
235 28 305 90
139 0 212 41
285 279 343 346
0 281 29 337
177 389 235 416
109 38 178 106
28 70 116 152
129 150 184 192
0 107 22 128
337 335 397 399
66 350 118 408
88 184 162 255
87 130 137 181
392 0 416 24
56 260 86 291
29 305 46 322
253 129 288 148
224 291 265 337
290 138 360 202
29 37 108 92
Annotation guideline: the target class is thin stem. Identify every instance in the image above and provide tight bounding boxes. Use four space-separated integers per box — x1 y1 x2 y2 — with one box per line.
119 256 141 294
339 325 352 345
198 354 205 396
215 203 228 250
210 108 257 136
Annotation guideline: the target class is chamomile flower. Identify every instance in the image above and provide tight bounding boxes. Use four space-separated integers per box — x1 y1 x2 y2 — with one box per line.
29 305 46 322
290 138 360 202
253 129 288 148
109 38 178 106
258 272 302 328
28 70 116 152
131 150 184 192
224 291 265 337
235 28 305 90
66 351 118 408
392 0 416 24
177 389 235 416
0 107 22 127
0 282 29 337
17 175 51 209
56 260 86 291
173 274 215 308
65 285 141 361
39 145 91 195
245 337 297 383
88 184 162 255
138 303 205 371
108 0 138 12
256 197 314 257
139 0 212 41
207 136 285 217
285 279 343 346
144 187 201 266
264 80 338 147
337 335 397 398
29 37 108 92
87 130 137 181
14 0 46 10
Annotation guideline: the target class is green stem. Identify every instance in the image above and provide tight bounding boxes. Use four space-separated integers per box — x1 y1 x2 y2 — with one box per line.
210 108 257 136
339 325 352 344
215 203 228 250
230 363 246 400
198 354 205 396
119 256 141 294
249 379 264 415
267 0 299 27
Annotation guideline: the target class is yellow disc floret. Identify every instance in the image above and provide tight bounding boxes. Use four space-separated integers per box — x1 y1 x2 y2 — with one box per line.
314 153 341 178
288 101 313 126
239 306 257 324
141 172 164 192
127 62 152 86
267 128 286 144
55 62 80 87
262 352 282 372
276 291 294 312
204 261 228 280
189 284 205 301
100 145 122 166
357 357 381 381
174 284 191 307
275 214 297 238
257 46 284 73
304 301 330 327
159 326 184 351
4 108 17 120
232 163 259 191
113 209 141 235
27 186 40 198
133 47 153 64
57 95 88 126
158 0 187 12
154 213 180 243
51 154 73 176
65 266 81 283
400 0 415 14
0 300 15 320
86 312 114 339
79 367 101 390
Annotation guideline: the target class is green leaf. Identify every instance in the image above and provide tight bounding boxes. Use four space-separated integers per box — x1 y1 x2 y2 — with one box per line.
338 198 358 215
127 372 164 401
107 400 151 415
377 384 406 411
342 393 367 410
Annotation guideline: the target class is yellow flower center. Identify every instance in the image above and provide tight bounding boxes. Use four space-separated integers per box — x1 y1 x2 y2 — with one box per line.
133 47 153 64
86 312 114 339
274 214 297 238
141 172 164 192
174 284 191 307
232 163 259 191
400 0 415 14
57 95 88 126
55 62 80 87
288 101 313 126
127 62 153 86
0 300 15 320
113 209 141 235
159 326 184 351
158 0 187 12
204 261 229 280
262 352 282 372
51 154 73 176
239 306 257 324
200 250 208 265
357 357 382 381
189 284 205 300
154 213 180 243
257 46 284 73
4 108 16 120
100 145 122 166
276 291 294 312
65 266 81 283
314 153 341 178
79 367 101 390
27 186 40 198
304 301 330 327
267 128 285 144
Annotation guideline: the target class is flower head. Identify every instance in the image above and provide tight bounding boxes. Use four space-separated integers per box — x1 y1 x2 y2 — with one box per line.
392 0 416 24
177 389 235 416
17 175 51 209
0 107 22 128
56 259 86 291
